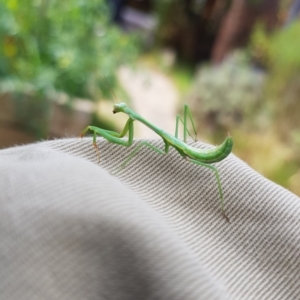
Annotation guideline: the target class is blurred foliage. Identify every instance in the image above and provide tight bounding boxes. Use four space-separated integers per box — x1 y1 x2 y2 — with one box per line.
232 129 298 192
0 0 140 100
154 0 230 62
187 51 266 135
251 21 300 75
250 21 300 142
249 20 300 195
185 17 300 196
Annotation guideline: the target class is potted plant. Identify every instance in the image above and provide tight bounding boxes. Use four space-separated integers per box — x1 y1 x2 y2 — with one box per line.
0 0 140 148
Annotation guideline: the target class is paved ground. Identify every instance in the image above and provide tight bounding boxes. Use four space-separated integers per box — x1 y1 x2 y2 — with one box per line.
117 65 179 138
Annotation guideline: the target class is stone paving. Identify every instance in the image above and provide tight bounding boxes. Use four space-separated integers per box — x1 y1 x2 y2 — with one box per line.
117 65 179 138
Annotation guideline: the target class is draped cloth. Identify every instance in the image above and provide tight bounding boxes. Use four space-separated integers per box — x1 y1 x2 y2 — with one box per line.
1 138 299 299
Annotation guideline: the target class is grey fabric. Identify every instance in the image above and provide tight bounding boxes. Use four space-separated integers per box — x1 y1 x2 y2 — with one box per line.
0 137 299 299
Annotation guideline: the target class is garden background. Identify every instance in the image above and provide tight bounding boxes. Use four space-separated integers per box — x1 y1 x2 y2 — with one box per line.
1 0 300 196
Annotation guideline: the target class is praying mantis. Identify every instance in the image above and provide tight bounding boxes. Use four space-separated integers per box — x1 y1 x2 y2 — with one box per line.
80 103 233 221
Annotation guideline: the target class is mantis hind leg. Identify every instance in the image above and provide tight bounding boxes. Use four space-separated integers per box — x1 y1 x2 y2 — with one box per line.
188 158 229 222
114 140 170 175
175 104 197 143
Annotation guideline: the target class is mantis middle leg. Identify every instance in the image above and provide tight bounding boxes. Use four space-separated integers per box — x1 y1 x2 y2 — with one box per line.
114 140 170 174
175 104 197 142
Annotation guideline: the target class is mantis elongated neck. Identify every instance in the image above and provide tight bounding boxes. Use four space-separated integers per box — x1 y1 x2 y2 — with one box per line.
123 107 163 135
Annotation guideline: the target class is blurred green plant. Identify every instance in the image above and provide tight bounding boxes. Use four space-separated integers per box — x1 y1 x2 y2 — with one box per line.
186 20 300 196
187 51 266 135
249 21 300 195
154 0 230 62
250 21 300 142
0 0 140 99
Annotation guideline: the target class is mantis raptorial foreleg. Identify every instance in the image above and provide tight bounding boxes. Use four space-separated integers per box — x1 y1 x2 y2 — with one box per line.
82 118 168 169
81 118 134 163
175 104 197 142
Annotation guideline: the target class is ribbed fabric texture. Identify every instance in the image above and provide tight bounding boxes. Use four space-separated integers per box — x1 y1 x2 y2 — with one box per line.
0 137 299 299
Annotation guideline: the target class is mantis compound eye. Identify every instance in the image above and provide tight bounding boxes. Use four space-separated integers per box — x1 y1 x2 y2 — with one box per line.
113 102 127 113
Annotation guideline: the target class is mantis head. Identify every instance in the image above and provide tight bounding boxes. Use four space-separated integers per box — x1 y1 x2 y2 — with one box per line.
113 102 127 114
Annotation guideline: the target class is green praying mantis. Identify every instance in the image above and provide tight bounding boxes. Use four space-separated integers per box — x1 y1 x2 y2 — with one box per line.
80 103 233 221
